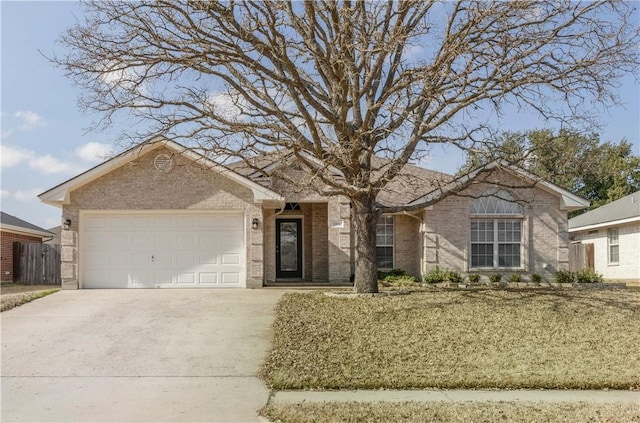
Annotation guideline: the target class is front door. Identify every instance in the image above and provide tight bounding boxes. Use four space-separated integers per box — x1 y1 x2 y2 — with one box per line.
276 219 303 279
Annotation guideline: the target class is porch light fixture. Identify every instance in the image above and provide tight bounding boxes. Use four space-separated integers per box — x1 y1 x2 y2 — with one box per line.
251 218 259 230
63 219 71 230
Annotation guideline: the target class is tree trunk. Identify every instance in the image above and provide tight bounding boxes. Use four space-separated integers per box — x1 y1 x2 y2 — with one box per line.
352 194 380 293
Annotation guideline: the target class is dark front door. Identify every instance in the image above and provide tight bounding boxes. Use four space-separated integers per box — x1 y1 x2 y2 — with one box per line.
276 219 303 279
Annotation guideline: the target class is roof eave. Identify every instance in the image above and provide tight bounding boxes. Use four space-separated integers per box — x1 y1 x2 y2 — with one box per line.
0 224 53 238
569 215 640 232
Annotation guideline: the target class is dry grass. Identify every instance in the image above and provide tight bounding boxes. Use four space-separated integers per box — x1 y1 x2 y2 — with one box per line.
1 282 59 312
261 401 640 423
263 289 640 390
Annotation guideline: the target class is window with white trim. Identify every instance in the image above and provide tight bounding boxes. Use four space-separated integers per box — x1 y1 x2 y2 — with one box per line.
376 215 394 270
608 228 619 264
470 190 523 269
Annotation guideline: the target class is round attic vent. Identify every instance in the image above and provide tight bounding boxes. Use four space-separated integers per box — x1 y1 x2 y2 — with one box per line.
153 154 173 171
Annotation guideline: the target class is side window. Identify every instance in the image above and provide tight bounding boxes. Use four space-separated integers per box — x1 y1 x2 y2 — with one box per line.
376 215 394 270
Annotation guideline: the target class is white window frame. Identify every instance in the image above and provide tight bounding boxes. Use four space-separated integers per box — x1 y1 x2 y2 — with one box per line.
470 191 524 270
607 228 619 265
376 215 394 270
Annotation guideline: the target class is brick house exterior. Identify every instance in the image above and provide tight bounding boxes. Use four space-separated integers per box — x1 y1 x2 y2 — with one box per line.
1 212 53 282
39 136 588 289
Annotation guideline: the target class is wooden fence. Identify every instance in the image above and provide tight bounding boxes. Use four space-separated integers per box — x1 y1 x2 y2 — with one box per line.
13 242 61 285
569 242 594 272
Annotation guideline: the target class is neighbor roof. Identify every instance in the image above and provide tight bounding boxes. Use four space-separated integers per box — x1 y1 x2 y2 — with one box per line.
569 190 640 231
0 211 53 238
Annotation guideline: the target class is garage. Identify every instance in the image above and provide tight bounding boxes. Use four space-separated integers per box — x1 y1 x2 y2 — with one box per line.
81 212 245 288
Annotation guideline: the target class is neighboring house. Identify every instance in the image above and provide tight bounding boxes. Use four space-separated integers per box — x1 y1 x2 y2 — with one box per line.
0 212 53 282
45 226 62 245
38 136 588 289
569 191 640 282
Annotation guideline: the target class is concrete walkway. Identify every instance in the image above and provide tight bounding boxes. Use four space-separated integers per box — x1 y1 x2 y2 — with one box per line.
272 389 640 403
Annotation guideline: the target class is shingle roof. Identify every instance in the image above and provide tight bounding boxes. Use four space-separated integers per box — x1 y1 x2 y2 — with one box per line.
0 211 53 237
568 190 640 230
227 151 453 206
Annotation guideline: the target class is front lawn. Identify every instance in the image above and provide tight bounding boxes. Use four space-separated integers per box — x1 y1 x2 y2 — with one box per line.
262 401 640 423
262 289 640 390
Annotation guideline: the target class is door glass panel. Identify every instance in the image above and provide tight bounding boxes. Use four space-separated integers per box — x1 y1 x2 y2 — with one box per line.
279 222 298 272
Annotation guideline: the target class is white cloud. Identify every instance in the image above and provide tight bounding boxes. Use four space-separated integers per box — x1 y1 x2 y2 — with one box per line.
15 111 46 129
30 154 78 174
0 144 84 175
14 187 44 202
1 110 47 139
0 189 10 198
75 142 112 162
0 144 32 167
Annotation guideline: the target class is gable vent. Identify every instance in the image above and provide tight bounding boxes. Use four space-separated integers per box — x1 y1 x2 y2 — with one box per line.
153 154 173 171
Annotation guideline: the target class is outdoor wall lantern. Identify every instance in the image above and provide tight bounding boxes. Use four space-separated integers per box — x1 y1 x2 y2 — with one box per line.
251 218 259 230
63 219 71 230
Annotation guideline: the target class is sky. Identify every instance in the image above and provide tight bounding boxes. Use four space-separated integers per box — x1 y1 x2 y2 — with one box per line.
1 1 639 230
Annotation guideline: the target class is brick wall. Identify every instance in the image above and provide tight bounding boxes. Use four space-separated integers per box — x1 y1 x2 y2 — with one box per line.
1 231 43 281
422 170 569 280
61 146 262 289
394 215 421 278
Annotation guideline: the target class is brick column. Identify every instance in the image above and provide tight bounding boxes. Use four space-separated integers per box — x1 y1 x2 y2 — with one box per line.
327 196 351 283
247 205 264 288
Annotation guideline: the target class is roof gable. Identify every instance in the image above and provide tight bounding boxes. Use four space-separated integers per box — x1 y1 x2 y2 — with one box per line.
39 136 283 207
569 190 640 231
409 160 589 211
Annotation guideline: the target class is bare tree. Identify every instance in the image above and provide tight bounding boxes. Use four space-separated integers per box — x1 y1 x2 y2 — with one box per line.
55 0 639 293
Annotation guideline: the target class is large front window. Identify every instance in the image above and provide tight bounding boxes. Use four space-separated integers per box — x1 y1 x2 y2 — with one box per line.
376 215 394 270
470 190 523 269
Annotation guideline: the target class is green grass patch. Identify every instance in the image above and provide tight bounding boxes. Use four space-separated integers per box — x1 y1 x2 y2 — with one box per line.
261 401 640 423
1 290 59 312
262 289 640 390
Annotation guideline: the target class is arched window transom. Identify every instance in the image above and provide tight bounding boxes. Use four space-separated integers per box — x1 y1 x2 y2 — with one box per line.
470 190 522 215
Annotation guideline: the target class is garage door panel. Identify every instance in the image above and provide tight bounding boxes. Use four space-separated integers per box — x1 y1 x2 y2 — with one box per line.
221 253 240 265
108 232 130 248
154 233 173 249
177 273 196 285
82 212 245 289
199 273 219 284
221 273 240 285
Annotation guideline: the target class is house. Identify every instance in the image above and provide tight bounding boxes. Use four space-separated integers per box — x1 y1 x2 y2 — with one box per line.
569 190 640 282
1 212 53 282
38 136 588 289
45 226 62 245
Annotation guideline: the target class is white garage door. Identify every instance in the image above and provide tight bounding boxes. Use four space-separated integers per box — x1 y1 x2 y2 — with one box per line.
82 212 245 288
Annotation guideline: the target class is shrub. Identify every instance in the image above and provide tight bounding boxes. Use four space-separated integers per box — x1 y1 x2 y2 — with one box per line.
378 268 406 280
531 273 542 283
509 273 521 283
468 273 481 283
576 268 603 284
555 269 575 284
423 267 446 284
422 268 463 284
444 270 463 284
379 269 417 287
489 273 502 283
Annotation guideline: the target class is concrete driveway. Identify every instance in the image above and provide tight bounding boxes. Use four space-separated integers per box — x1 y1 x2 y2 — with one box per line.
1 289 284 422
